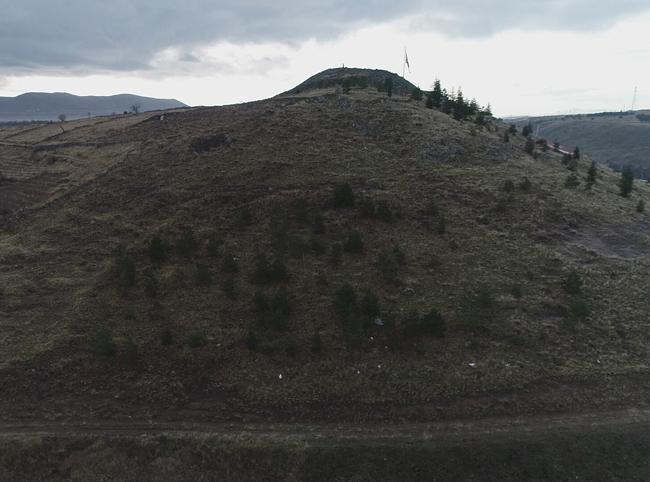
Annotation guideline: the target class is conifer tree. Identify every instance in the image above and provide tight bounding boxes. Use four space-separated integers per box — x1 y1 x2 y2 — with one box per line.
431 80 443 108
586 161 597 189
620 166 634 197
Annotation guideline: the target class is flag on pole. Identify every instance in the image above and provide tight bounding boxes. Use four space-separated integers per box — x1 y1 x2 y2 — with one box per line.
404 50 410 71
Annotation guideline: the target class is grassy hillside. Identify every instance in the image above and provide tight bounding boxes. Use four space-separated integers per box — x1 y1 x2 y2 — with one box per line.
0 73 649 427
513 110 650 179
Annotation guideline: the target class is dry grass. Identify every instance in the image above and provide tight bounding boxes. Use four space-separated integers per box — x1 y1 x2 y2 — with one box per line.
0 86 648 421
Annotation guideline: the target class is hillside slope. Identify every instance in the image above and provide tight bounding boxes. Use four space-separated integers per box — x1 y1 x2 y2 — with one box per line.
0 71 649 427
513 110 650 179
0 92 187 122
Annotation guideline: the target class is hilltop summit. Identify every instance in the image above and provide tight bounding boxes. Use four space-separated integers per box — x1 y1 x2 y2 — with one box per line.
282 67 419 96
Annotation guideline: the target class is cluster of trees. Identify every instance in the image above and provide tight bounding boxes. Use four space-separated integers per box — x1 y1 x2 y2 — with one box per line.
422 80 491 122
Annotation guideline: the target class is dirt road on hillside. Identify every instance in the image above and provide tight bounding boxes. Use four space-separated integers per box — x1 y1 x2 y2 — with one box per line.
1 409 648 443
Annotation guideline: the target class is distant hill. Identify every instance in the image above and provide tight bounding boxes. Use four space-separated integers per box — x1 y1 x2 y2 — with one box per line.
0 92 187 122
511 110 650 179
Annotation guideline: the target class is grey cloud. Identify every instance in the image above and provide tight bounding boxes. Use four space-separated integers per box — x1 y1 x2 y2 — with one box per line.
1 0 648 73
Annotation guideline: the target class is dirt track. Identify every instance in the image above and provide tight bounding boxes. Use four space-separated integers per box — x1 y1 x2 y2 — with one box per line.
1 408 648 443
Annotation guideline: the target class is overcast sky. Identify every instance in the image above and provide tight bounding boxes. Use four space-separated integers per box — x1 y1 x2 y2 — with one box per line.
1 0 649 116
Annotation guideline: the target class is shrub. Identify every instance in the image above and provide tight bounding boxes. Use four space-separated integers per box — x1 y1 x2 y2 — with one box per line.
160 326 173 346
329 243 343 266
221 277 236 299
187 331 208 348
268 288 291 330
344 231 364 254
358 198 376 218
503 131 510 143
310 237 326 256
564 270 583 295
503 180 515 193
436 215 446 235
376 248 400 284
411 87 423 101
637 199 645 213
311 332 323 354
90 326 116 357
508 124 517 135
419 308 446 337
361 291 380 320
519 177 532 192
384 77 393 98
565 173 580 188
312 212 326 234
462 287 497 326
143 270 159 298
285 338 299 358
251 253 289 284
586 161 597 188
253 290 269 313
122 338 139 368
221 251 239 273
195 264 213 286
332 183 355 209
424 200 439 217
333 283 358 324
206 234 222 257
375 200 393 222
620 167 634 197
148 235 170 263
292 198 310 224
176 227 198 258
235 206 253 229
245 331 258 351
524 138 535 155
113 246 136 293
510 284 523 300
569 300 590 320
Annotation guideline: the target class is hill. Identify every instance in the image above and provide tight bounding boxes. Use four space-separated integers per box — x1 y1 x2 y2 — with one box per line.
0 68 649 478
0 92 187 122
281 67 418 96
512 110 650 179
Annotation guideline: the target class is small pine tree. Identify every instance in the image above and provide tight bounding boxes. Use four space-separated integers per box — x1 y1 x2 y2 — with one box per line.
148 235 170 263
176 227 197 258
573 147 581 160
503 131 510 143
522 124 532 137
332 183 355 208
344 231 364 254
564 270 583 295
525 138 535 155
619 167 634 197
637 199 645 213
565 173 580 188
90 326 117 357
113 246 136 293
508 124 517 135
333 283 358 324
503 180 515 193
384 78 393 98
586 161 597 189
430 80 443 108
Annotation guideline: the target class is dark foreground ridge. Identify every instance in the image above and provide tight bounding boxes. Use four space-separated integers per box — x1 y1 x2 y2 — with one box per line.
1 410 649 480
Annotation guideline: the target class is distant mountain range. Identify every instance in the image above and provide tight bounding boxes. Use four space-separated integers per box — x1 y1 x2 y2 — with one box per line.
511 110 650 179
0 92 187 122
